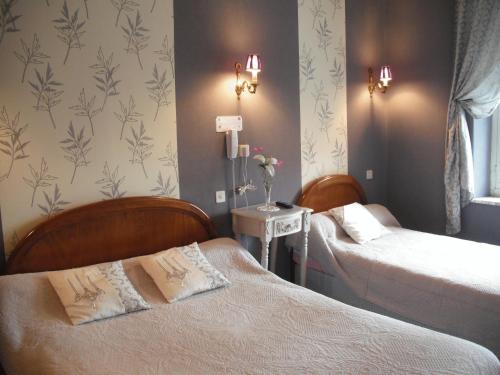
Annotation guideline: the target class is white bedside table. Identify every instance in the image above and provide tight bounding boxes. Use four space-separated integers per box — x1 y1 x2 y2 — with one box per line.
231 203 313 286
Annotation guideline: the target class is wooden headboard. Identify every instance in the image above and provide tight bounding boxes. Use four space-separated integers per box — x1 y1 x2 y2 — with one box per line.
298 175 367 213
5 197 217 275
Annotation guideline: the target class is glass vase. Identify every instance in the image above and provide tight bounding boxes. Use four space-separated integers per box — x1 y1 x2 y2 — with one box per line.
257 183 280 212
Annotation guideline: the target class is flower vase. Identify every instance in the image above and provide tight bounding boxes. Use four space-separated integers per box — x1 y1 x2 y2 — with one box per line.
257 183 280 212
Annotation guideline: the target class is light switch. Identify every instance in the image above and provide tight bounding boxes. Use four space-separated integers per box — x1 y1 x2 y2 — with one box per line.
366 170 374 180
215 190 226 203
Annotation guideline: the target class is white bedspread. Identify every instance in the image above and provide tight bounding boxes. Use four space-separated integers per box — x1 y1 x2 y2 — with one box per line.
305 213 500 357
1 238 498 374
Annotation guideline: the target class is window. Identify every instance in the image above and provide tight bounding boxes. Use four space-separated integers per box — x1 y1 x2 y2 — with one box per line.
490 107 500 197
470 106 500 206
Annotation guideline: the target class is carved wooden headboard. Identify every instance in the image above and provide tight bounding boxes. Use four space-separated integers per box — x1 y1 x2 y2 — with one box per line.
297 175 367 213
5 197 216 274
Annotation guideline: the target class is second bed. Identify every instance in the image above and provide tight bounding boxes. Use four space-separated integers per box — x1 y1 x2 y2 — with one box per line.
289 175 500 357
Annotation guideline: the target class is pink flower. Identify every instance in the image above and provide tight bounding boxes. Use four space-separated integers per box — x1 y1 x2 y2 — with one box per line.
276 160 284 167
252 146 264 153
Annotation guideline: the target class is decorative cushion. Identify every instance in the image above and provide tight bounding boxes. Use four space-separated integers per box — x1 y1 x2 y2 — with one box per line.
329 202 390 244
139 242 230 303
48 261 150 325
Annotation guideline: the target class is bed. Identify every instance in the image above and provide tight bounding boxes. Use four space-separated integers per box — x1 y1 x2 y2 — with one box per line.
0 196 499 374
293 175 500 358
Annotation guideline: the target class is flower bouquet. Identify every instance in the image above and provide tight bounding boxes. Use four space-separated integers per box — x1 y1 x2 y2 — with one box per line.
253 147 283 212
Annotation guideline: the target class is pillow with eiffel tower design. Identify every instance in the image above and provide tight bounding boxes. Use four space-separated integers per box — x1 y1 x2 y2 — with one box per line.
48 261 150 325
139 242 231 303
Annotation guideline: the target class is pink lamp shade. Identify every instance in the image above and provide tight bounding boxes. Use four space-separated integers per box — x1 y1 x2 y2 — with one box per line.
246 54 262 73
380 65 392 86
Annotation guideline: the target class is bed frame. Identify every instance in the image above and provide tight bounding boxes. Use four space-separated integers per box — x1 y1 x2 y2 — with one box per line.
298 175 366 213
5 197 217 275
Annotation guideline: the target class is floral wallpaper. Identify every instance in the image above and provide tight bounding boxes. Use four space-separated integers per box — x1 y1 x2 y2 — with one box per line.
298 0 347 186
0 0 178 257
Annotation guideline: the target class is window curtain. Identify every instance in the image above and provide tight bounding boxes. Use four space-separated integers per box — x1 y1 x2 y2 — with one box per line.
444 0 500 234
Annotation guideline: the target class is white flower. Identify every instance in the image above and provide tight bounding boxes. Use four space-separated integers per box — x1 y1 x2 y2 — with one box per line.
253 154 266 163
265 165 275 177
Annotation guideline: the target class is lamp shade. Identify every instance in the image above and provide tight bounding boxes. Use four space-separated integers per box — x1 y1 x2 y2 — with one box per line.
380 65 392 86
246 54 262 72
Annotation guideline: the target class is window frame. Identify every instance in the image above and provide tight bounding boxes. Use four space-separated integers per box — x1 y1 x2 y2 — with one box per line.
490 107 500 197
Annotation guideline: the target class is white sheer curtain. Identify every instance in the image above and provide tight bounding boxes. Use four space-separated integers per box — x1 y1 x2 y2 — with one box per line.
444 0 500 234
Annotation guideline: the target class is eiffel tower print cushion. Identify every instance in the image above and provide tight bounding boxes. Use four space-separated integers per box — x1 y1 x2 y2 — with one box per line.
140 242 231 303
48 261 151 325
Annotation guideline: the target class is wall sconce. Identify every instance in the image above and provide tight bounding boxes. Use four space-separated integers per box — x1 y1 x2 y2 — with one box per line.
235 54 262 99
368 65 392 97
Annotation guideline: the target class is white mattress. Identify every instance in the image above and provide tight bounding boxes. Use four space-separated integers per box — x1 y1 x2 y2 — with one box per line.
0 238 499 374
303 212 500 357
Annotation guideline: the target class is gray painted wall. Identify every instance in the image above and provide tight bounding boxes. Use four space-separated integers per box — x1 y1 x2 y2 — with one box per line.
175 0 301 237
173 0 389 279
460 203 500 244
174 0 389 239
346 0 387 205
174 0 302 279
384 0 454 234
383 0 500 245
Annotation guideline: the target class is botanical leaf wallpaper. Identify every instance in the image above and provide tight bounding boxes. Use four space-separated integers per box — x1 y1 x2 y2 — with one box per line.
0 0 178 257
298 0 347 186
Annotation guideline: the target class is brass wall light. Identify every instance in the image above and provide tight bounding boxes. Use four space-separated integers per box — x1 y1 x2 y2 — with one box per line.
368 65 392 97
235 54 262 99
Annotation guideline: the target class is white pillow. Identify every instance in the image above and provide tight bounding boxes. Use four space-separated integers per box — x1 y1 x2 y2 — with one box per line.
139 242 230 303
329 202 390 244
48 261 150 325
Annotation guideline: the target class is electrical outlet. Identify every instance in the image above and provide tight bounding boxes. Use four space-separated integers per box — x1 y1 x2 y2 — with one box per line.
366 170 374 180
215 190 226 203
238 144 250 157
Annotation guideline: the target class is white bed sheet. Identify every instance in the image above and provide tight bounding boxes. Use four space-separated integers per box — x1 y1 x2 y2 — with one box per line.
304 212 500 357
0 238 498 374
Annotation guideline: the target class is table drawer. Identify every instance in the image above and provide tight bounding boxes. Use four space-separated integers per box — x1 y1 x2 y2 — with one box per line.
274 215 302 237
